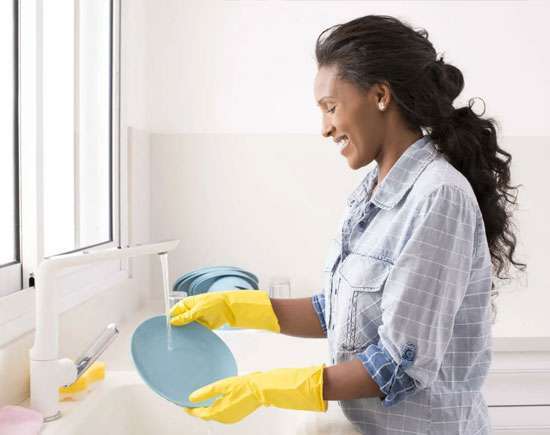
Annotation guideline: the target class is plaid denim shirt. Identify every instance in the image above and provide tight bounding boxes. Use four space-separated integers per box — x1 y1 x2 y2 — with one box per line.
312 135 492 434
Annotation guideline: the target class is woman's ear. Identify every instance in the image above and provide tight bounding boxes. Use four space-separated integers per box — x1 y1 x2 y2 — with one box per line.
374 82 392 109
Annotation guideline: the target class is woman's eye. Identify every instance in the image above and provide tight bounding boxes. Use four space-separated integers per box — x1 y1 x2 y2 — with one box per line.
328 106 336 114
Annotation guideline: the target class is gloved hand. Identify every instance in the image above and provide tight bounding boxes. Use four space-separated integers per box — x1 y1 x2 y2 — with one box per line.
184 364 328 424
169 290 280 333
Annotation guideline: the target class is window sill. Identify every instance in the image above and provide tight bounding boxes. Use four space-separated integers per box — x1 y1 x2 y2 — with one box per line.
0 269 128 348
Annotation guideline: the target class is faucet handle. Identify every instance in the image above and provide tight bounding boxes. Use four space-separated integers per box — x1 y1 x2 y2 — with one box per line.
73 323 119 381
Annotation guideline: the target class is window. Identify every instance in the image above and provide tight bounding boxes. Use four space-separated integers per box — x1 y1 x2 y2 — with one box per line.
43 0 114 257
0 0 20 296
0 0 121 300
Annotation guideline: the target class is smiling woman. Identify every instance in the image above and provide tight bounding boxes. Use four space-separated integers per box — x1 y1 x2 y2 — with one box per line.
307 14 526 435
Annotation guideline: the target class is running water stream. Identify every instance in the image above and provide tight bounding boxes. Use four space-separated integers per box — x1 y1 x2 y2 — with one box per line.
158 253 173 351
158 253 214 433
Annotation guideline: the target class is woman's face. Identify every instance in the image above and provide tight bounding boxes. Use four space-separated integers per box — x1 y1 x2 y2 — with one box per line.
314 64 388 170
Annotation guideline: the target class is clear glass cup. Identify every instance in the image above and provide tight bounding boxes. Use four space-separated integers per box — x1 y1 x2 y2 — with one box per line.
168 292 187 309
269 276 291 298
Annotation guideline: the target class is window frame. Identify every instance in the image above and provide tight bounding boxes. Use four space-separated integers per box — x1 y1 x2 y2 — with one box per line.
0 0 22 296
0 0 128 347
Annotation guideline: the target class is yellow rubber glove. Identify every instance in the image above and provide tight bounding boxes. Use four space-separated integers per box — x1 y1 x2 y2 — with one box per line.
169 290 280 333
184 364 328 424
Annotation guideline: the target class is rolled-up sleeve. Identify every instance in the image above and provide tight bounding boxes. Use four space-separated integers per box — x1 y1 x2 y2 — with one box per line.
356 339 417 407
373 184 477 397
311 293 327 337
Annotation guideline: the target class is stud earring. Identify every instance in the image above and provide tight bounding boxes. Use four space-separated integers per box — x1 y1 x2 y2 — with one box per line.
378 102 385 111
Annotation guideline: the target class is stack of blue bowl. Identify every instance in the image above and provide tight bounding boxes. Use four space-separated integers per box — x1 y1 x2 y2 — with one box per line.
172 266 259 330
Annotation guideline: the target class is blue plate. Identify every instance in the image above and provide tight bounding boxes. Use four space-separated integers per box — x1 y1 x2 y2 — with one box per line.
189 271 258 296
173 266 258 294
172 266 257 289
207 276 254 292
131 315 238 408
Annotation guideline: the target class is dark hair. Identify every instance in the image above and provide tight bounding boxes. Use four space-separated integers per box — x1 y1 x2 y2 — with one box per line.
315 15 526 322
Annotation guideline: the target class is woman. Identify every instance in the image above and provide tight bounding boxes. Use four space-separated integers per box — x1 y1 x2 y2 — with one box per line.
170 14 525 434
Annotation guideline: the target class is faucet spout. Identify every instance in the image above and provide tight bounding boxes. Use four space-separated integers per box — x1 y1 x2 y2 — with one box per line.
29 240 179 421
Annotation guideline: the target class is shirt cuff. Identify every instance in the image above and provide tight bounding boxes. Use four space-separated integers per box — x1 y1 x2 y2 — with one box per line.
311 293 327 337
356 340 417 407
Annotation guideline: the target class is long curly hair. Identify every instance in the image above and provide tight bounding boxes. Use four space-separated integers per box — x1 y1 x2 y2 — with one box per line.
315 15 526 323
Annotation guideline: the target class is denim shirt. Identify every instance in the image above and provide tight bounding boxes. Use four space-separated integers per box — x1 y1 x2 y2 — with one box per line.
312 135 492 434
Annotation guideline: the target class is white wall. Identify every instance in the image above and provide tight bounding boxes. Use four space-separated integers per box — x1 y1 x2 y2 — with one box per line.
142 0 549 137
143 0 550 338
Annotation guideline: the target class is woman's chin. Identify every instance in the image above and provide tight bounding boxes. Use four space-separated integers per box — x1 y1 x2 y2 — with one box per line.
345 155 362 170
345 153 370 170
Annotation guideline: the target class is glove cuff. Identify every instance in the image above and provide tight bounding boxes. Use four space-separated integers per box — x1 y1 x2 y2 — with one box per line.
225 290 281 333
313 364 329 412
252 364 328 413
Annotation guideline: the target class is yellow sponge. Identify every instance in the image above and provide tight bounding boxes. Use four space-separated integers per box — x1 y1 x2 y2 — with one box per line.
59 361 105 401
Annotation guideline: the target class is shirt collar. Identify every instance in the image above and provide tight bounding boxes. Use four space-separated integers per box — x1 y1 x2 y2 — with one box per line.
346 135 437 210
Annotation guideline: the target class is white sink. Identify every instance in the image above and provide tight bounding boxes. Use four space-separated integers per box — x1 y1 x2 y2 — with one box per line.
18 302 360 434
33 370 360 435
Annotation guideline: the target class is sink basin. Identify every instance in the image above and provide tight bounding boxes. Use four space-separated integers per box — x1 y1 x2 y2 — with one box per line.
33 370 360 435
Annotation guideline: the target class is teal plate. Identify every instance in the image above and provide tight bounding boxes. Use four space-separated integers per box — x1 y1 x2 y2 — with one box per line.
173 267 258 294
207 276 254 293
189 271 258 296
173 266 253 287
131 315 238 408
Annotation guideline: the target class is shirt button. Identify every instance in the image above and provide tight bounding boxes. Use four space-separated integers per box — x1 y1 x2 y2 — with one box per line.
331 324 335 330
358 221 365 228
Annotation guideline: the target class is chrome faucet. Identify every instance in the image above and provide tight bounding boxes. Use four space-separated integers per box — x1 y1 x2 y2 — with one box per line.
29 240 180 422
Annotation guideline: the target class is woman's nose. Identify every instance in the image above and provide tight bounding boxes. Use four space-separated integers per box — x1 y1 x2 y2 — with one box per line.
322 121 334 138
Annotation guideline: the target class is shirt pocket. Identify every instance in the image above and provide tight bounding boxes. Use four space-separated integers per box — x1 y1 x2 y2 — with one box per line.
338 253 392 351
